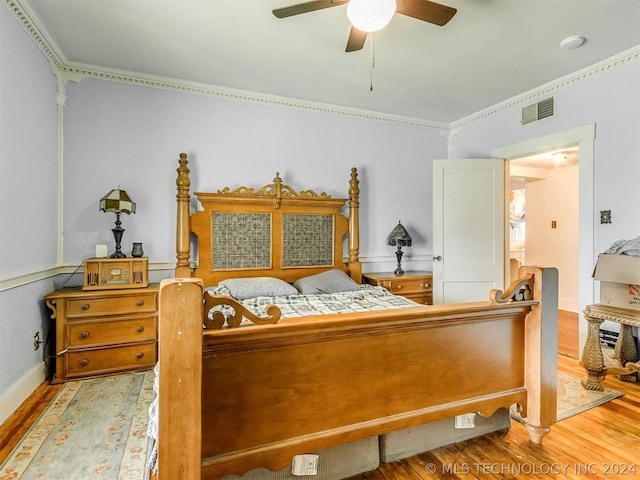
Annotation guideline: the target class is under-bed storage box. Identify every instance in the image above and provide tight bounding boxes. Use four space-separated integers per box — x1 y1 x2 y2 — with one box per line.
379 408 511 463
221 436 379 480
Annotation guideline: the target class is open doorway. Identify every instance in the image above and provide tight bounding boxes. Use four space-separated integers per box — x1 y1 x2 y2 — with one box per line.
509 147 580 358
492 124 595 360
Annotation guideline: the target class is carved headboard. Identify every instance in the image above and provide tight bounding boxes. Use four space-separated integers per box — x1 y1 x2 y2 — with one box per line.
174 153 362 286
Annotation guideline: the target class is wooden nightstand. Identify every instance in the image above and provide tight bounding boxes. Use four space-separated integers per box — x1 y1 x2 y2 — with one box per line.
362 271 433 305
44 284 159 383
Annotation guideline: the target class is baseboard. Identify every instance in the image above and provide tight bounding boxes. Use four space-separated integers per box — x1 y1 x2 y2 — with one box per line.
0 361 48 427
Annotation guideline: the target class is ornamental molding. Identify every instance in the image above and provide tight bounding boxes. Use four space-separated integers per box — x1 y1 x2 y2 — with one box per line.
5 0 64 70
584 304 640 327
451 46 640 130
217 172 331 200
6 0 640 131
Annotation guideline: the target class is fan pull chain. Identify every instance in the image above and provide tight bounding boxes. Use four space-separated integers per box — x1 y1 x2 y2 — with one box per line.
370 33 375 92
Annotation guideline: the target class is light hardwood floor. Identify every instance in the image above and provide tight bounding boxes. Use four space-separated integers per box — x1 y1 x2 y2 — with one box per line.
558 309 579 359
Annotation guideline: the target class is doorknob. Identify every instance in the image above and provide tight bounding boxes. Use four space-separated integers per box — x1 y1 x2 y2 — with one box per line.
433 255 443 262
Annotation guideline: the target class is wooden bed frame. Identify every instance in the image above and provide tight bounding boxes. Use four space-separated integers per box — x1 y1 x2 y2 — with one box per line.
156 153 558 480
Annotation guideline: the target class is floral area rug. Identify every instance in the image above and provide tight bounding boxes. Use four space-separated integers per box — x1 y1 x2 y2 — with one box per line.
511 370 623 423
0 370 154 480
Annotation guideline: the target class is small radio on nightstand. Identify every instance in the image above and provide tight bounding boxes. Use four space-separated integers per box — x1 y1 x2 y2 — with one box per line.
83 257 149 290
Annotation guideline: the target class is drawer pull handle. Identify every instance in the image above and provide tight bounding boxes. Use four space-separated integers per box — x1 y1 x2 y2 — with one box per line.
425 283 431 288
81 331 89 339
396 285 403 290
136 326 144 333
136 300 144 307
136 352 144 359
80 359 89 367
81 304 90 310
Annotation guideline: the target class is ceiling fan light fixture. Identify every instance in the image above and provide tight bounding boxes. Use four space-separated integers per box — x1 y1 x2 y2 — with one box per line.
347 0 397 33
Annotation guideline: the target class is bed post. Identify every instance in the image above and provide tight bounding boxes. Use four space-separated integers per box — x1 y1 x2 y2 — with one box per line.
348 167 362 283
176 153 191 278
520 265 558 444
158 278 203 480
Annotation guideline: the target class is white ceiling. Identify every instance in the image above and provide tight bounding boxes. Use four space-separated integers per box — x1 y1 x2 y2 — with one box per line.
15 0 640 124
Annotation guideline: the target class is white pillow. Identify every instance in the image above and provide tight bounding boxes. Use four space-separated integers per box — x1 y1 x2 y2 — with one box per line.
293 269 360 295
219 277 298 300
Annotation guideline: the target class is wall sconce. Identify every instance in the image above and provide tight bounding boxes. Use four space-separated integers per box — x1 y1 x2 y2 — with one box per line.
99 188 136 258
386 221 412 276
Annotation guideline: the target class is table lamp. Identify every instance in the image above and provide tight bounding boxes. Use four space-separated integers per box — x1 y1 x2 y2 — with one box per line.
99 188 136 258
386 221 412 276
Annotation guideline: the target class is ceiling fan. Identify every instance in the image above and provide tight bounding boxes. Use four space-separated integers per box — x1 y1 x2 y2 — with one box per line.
273 0 457 52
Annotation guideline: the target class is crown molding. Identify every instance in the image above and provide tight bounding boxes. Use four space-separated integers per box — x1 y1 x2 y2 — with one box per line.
5 0 65 69
451 45 640 130
6 0 640 131
60 61 449 130
1 0 448 131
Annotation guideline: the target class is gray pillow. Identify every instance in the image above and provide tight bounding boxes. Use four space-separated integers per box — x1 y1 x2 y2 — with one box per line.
293 269 360 295
219 277 298 300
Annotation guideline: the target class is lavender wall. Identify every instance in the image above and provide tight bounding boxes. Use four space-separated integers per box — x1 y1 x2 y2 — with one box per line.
0 4 58 399
0 6 58 278
62 78 447 269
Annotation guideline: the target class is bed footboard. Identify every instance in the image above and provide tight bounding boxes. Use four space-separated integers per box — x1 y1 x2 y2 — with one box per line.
157 267 557 480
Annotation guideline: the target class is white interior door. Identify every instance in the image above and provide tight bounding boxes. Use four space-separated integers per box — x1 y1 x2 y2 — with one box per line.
433 159 506 304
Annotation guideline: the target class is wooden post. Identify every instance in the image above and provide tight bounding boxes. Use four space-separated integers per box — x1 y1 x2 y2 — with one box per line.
175 153 191 278
158 278 203 480
348 167 362 283
520 266 558 443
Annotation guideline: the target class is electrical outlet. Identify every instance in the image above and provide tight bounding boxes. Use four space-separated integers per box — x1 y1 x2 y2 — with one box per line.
33 331 42 351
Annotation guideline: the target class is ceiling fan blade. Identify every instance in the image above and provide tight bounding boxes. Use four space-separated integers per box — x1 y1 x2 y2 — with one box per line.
345 26 368 52
396 0 457 26
273 0 348 19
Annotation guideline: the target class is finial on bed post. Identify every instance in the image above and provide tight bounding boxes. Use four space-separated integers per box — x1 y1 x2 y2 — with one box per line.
348 167 362 283
176 153 191 277
274 172 282 209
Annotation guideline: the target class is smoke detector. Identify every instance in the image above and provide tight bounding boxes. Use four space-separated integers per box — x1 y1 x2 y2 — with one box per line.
560 36 586 49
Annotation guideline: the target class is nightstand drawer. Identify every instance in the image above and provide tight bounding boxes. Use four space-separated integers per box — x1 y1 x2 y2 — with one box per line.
362 271 433 305
404 292 432 305
66 342 156 377
66 293 157 317
67 317 156 348
384 278 431 294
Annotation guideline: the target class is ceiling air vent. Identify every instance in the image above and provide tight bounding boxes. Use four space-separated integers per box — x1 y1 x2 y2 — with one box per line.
521 97 555 125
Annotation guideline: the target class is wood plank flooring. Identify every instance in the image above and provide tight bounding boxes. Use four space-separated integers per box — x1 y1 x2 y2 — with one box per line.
1 355 638 479
558 309 579 359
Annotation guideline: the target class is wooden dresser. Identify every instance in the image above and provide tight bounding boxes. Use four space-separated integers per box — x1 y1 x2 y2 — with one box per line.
362 271 433 305
44 284 159 383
